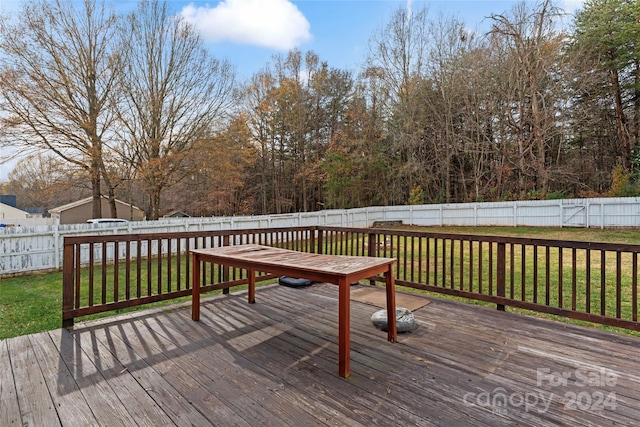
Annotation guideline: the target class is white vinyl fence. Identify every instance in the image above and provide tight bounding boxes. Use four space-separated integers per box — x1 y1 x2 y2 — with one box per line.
2 197 640 277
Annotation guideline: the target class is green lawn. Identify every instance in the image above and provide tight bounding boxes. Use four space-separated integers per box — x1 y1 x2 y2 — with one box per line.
0 269 195 340
2 226 639 340
0 271 65 339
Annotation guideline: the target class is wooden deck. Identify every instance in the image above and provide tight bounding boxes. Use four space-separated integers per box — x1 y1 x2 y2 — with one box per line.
3 283 640 426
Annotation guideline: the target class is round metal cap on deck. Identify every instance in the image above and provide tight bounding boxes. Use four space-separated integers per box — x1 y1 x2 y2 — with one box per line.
371 307 417 333
278 276 313 288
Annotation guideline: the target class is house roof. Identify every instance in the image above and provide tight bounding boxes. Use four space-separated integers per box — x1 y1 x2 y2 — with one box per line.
49 196 142 214
0 202 29 219
163 210 191 218
23 207 46 215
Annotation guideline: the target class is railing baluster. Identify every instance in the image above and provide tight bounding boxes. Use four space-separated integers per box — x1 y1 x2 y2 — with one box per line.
545 246 550 306
586 249 591 313
521 244 526 302
601 250 606 316
558 247 563 309
114 241 119 302
616 251 622 319
185 237 190 291
449 238 454 289
509 243 514 299
489 241 494 295
89 242 95 306
434 238 439 287
167 239 172 293
75 244 81 309
478 241 483 294
126 241 131 300
426 236 431 285
403 235 408 282
146 239 152 296
157 239 162 295
101 242 107 304
633 252 638 322
533 246 538 304
468 241 473 292
459 240 464 291
572 248 577 311
497 242 505 311
176 238 182 291
441 238 447 287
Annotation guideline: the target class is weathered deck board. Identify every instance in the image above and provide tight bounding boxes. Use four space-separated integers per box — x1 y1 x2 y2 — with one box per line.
3 283 640 426
27 332 97 427
8 335 62 426
1 339 21 426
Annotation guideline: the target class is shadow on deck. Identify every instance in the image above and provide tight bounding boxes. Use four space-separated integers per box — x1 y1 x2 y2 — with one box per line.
2 283 640 426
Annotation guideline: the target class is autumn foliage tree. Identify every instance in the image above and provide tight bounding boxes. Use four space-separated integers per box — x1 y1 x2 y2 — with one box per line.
168 114 255 216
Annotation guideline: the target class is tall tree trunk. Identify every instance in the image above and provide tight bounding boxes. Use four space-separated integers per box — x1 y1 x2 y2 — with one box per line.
100 164 118 218
149 187 161 220
90 158 102 218
610 65 631 168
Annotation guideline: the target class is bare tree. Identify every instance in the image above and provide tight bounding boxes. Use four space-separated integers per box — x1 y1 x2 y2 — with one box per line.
0 0 123 218
6 153 91 210
242 69 278 214
366 5 434 203
423 13 478 202
489 0 567 196
117 0 236 219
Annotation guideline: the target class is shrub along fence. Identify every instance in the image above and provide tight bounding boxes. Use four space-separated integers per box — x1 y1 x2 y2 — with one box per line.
62 226 640 333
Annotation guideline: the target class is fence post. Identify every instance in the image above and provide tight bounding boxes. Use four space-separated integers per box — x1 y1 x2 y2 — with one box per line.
497 242 506 311
62 239 75 328
53 224 61 270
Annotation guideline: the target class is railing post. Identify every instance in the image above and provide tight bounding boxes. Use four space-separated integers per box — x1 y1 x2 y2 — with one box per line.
310 227 317 254
222 235 230 294
62 240 75 328
497 242 506 311
368 232 378 286
317 228 324 255
367 232 377 257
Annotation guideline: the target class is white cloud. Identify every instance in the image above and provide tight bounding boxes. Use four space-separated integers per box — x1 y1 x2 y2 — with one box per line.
180 0 312 51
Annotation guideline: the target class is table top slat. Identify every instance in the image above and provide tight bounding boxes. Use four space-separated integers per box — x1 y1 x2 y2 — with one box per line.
191 244 395 277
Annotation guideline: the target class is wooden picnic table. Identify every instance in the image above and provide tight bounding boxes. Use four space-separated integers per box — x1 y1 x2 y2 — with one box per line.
191 244 397 377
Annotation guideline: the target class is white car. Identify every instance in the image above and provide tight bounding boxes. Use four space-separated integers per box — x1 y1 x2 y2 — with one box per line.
87 218 129 225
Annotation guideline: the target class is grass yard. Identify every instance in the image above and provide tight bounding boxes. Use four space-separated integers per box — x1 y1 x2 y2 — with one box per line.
1 226 640 340
0 269 190 340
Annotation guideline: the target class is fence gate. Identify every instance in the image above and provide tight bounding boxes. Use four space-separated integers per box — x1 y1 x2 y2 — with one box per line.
562 202 587 227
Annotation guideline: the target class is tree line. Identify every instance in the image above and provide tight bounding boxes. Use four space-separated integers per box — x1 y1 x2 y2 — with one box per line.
1 0 638 219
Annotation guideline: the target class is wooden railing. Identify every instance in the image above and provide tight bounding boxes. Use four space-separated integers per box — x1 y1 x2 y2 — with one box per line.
63 226 640 332
62 227 315 327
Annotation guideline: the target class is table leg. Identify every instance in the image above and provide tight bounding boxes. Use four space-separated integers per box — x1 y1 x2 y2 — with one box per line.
192 255 200 321
248 268 256 303
338 277 350 377
385 265 397 343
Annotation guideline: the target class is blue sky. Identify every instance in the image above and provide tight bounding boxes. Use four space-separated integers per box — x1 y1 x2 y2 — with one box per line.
175 0 584 79
0 0 585 180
